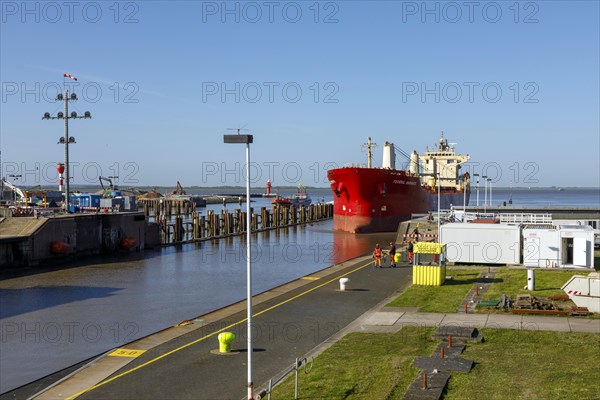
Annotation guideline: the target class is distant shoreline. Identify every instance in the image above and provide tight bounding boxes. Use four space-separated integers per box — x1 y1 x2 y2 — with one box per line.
26 185 600 191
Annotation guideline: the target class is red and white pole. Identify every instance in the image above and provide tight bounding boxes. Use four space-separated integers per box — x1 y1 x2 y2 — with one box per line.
57 163 65 192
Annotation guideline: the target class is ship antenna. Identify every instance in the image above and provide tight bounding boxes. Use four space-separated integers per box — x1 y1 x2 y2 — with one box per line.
361 137 378 168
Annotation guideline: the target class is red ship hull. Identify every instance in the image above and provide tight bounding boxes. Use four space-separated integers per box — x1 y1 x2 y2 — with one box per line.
327 168 468 233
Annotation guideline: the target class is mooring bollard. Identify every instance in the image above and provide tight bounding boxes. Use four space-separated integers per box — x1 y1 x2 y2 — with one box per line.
476 286 479 296
218 332 235 353
464 303 468 313
422 371 427 390
440 347 445 358
339 278 349 291
448 335 452 348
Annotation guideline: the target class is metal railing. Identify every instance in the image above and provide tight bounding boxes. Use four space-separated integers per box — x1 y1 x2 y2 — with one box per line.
411 209 453 222
498 213 552 225
461 212 552 225
256 357 314 400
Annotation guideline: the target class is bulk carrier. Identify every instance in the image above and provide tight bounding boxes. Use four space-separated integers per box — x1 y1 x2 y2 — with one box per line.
327 133 471 233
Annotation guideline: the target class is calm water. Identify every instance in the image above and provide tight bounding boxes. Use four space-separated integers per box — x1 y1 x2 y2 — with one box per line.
0 187 598 393
471 188 600 207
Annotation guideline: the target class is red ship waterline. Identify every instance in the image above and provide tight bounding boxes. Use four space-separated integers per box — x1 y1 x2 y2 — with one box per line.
328 133 471 233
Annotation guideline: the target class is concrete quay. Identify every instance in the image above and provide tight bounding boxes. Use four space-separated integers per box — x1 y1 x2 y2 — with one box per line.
0 212 160 270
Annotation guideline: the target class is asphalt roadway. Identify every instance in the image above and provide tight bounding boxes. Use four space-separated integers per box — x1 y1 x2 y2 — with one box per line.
35 253 411 400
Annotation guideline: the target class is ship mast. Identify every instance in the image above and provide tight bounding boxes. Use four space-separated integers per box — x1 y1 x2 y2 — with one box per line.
362 137 377 168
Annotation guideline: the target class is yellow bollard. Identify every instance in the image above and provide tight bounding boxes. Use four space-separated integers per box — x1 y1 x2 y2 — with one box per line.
218 332 235 353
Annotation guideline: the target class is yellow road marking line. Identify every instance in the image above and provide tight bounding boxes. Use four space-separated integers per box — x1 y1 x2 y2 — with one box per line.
301 276 320 281
108 349 146 358
65 260 371 400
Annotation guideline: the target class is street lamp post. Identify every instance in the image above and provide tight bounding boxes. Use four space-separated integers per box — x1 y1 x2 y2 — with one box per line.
43 84 91 213
489 179 493 207
474 173 480 207
463 175 467 214
482 175 488 213
437 172 441 241
223 132 254 400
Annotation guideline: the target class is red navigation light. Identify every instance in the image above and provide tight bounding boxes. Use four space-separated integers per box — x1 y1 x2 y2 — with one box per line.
57 163 65 174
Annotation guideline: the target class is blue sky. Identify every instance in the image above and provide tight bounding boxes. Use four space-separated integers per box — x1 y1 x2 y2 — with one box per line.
1 1 598 188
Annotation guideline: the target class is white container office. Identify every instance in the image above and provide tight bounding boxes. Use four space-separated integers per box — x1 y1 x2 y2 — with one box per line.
440 223 521 265
523 225 594 268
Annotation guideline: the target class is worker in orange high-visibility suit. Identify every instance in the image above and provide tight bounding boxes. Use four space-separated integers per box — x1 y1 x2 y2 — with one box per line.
407 241 414 263
373 243 383 268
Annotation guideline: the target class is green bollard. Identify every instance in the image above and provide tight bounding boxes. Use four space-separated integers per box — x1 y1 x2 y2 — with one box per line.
218 332 235 353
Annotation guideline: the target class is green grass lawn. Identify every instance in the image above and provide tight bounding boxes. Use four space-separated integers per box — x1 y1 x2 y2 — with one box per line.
386 268 483 312
270 327 437 399
270 328 600 400
481 268 600 318
445 329 600 400
482 269 584 301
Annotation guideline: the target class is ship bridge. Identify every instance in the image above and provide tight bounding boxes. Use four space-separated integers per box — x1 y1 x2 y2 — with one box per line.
420 132 470 190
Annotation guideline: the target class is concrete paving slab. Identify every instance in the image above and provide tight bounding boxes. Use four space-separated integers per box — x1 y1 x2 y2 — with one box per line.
439 313 489 328
484 314 523 330
434 326 478 339
396 313 445 328
567 318 600 333
520 316 571 332
363 311 403 326
433 342 466 358
413 356 473 373
403 370 450 400
357 325 403 334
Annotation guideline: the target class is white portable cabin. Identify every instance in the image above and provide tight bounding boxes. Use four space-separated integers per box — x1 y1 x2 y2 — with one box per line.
440 223 521 265
523 225 594 268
